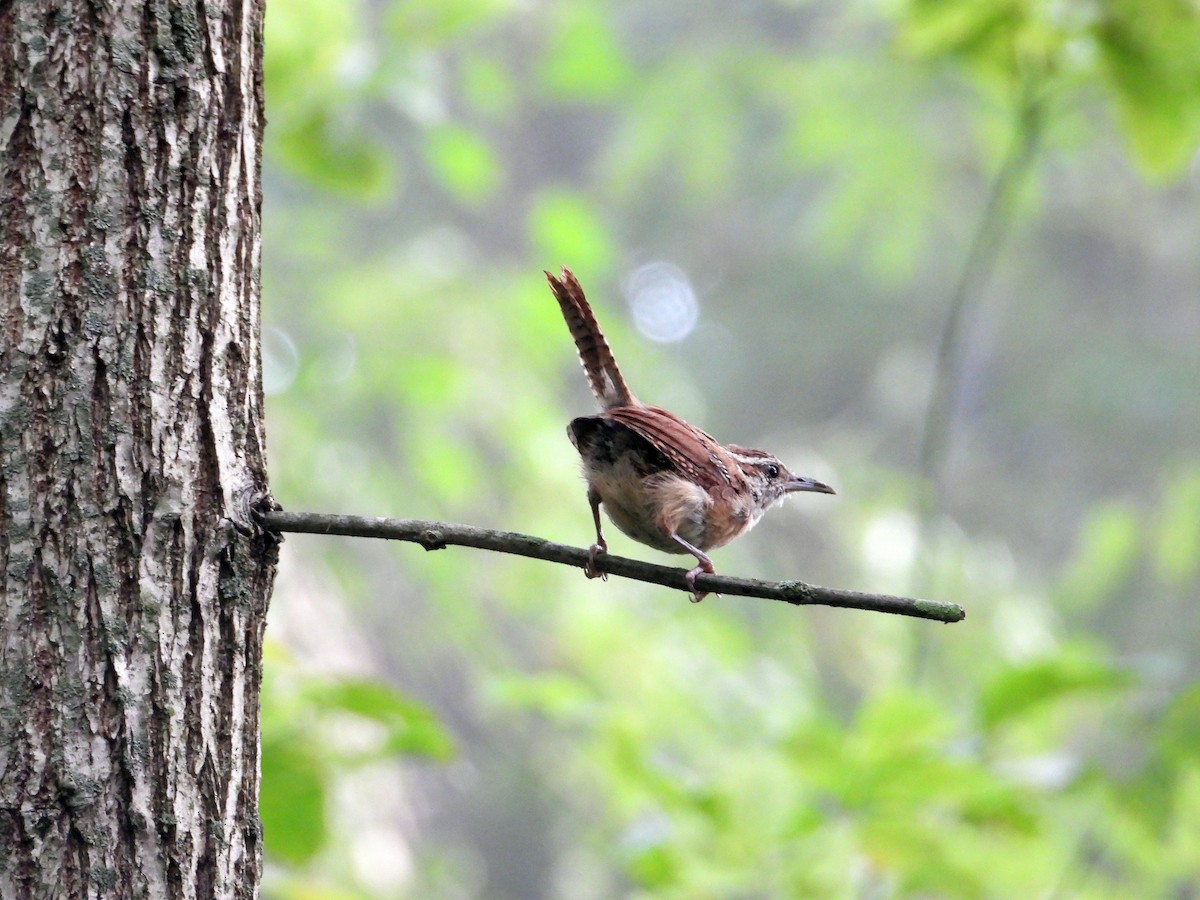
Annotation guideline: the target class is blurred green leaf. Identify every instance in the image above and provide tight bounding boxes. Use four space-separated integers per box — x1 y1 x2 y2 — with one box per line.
855 689 950 751
900 0 1023 63
779 57 935 281
626 841 677 890
1095 0 1200 176
489 671 595 721
1156 684 1200 769
899 0 1200 176
424 124 503 203
261 733 329 865
388 0 513 43
407 421 484 508
275 109 395 199
981 651 1130 731
260 646 453 873
265 0 396 199
264 0 358 93
1056 500 1142 611
461 56 517 118
528 188 614 274
311 678 455 761
1168 766 1200 872
1108 683 1200 844
1151 462 1200 586
537 1 633 101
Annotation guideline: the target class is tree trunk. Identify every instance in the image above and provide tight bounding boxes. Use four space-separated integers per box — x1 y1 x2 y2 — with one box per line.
0 2 274 897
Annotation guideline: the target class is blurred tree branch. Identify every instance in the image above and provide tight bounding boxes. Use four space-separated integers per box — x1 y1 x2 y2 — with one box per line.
259 510 965 623
917 87 1045 526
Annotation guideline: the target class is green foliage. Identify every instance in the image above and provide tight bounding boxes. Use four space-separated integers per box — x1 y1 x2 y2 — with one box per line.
309 678 454 761
980 649 1130 731
259 645 452 869
897 0 1200 176
1095 0 1200 175
387 0 513 44
528 188 615 274
774 56 938 279
424 125 503 202
261 732 328 866
273 108 395 198
264 0 394 198
1056 500 1142 611
259 0 1200 895
1152 462 1200 586
537 1 634 101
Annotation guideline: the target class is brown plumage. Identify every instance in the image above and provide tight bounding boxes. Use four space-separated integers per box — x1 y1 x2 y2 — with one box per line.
546 266 834 601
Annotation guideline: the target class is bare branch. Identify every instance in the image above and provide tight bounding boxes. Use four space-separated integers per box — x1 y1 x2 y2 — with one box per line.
258 510 965 623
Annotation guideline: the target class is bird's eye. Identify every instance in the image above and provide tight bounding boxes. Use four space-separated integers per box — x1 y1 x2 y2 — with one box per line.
764 464 779 479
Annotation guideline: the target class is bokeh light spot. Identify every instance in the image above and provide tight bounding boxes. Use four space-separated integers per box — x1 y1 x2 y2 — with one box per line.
624 261 698 344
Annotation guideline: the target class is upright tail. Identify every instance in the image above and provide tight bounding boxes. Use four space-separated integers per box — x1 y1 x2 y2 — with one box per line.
545 267 636 409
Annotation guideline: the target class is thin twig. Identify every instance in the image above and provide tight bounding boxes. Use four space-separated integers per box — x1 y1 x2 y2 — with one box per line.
258 510 965 623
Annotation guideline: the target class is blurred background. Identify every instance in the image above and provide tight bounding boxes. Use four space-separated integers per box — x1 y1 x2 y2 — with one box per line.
257 0 1200 896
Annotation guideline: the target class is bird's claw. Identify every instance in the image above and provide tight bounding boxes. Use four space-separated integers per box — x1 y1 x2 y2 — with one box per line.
684 560 716 603
585 542 608 580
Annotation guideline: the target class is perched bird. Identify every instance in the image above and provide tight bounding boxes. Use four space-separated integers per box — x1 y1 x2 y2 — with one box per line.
546 266 834 601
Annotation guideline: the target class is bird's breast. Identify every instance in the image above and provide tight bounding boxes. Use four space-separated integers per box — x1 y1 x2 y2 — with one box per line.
582 457 703 553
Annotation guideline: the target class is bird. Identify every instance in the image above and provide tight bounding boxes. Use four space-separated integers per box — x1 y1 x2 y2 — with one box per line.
546 266 834 601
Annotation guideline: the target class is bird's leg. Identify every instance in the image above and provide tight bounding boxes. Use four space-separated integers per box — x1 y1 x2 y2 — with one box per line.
585 486 608 580
669 532 716 603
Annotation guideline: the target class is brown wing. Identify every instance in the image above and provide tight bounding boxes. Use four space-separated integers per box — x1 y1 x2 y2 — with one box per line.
604 405 742 494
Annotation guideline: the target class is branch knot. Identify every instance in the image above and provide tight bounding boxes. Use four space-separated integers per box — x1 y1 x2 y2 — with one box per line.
419 529 446 550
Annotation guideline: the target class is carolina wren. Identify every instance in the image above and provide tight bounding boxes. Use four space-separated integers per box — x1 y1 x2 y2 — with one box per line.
546 266 835 602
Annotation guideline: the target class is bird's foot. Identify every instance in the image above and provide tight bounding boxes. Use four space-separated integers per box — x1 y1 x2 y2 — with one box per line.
684 559 716 603
585 541 608 580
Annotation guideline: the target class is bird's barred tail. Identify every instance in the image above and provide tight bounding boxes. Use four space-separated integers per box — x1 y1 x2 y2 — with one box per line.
545 267 635 410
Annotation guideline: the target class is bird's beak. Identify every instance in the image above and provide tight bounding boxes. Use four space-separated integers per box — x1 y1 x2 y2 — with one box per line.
786 476 836 495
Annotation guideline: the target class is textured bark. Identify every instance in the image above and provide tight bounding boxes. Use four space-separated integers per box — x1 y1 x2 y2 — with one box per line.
0 1 274 898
